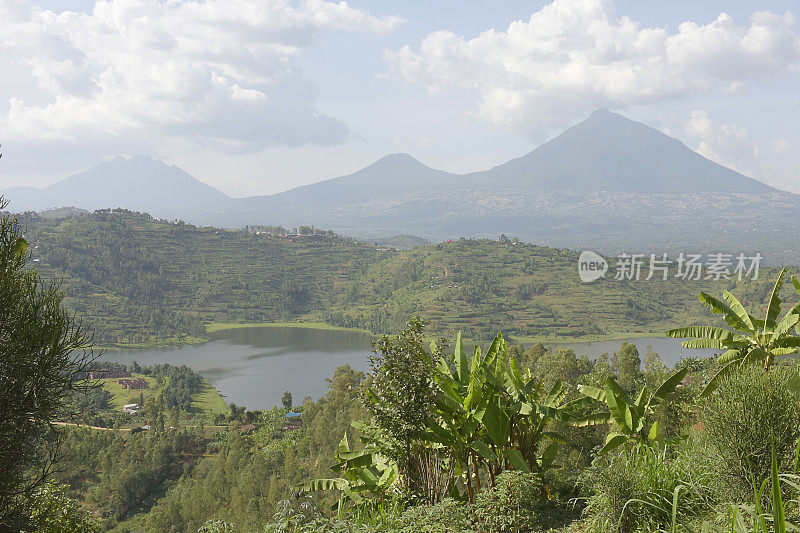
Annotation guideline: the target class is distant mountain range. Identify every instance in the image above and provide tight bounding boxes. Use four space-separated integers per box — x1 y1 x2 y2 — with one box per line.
4 109 800 262
2 155 230 213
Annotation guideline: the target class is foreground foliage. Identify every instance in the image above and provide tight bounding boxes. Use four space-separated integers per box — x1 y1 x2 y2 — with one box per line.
23 483 101 533
0 197 97 529
577 366 688 454
701 365 800 502
668 267 800 394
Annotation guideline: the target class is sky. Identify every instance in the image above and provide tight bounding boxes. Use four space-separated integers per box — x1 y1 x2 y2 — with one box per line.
0 0 798 197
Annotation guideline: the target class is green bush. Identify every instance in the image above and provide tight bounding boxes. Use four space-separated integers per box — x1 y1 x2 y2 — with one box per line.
198 519 236 532
23 483 101 533
702 364 800 501
348 472 545 533
394 498 473 533
583 446 706 533
473 471 542 532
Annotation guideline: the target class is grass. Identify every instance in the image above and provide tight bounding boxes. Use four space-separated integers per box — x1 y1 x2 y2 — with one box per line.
189 380 228 415
98 373 160 410
98 374 227 416
95 335 208 351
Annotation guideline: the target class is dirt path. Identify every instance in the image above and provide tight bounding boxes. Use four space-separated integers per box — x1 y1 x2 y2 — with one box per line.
54 421 130 431
54 421 229 431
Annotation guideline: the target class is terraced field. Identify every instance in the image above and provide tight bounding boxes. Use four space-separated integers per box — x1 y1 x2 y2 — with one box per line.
16 209 798 345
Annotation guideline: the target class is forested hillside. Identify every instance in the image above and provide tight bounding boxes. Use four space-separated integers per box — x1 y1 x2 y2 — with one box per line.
14 209 793 346
17 210 387 345
52 364 367 531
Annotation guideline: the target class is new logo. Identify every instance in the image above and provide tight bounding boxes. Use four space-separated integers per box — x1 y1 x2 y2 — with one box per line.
578 251 608 283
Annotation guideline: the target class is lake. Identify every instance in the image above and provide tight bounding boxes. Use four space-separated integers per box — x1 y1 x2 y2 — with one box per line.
101 327 715 411
545 336 718 366
101 327 374 411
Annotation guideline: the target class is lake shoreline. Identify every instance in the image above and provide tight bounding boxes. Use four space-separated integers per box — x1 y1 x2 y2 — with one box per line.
97 326 713 409
100 322 375 351
206 321 375 336
97 326 376 410
99 322 678 352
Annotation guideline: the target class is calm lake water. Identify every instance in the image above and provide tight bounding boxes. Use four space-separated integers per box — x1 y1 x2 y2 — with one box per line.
102 327 374 411
545 337 718 366
101 328 715 411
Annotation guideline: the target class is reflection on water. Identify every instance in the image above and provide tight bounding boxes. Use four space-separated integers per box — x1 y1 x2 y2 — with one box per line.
210 326 371 352
101 327 373 411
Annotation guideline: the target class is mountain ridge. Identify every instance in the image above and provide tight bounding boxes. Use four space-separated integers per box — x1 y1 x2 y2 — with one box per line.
3 110 799 262
469 109 775 194
2 155 230 215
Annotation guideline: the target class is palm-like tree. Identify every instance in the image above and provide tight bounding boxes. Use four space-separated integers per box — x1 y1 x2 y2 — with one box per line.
295 431 398 512
426 332 577 501
666 268 800 395
576 367 687 454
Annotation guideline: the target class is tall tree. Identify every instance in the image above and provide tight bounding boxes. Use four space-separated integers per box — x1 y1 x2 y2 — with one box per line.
0 196 97 529
282 390 293 410
613 342 642 391
362 316 436 492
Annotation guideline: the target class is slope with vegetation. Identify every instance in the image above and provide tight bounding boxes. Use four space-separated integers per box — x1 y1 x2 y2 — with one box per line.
12 208 797 347
192 270 800 532
17 209 388 345
9 194 800 531
11 266 800 532
75 267 800 532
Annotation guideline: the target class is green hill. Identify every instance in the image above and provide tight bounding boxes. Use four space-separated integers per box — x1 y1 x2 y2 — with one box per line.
16 209 789 346
20 209 389 345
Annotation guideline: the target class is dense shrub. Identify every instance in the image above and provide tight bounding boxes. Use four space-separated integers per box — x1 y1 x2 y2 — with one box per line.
391 472 544 533
23 483 101 533
701 364 800 501
197 518 236 532
473 471 542 532
583 446 706 533
395 498 473 533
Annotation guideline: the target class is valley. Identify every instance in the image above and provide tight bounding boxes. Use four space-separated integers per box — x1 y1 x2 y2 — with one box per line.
5 3 800 531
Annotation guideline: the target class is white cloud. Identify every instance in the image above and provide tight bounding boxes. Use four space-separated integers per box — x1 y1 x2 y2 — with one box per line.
773 138 790 154
0 0 402 153
385 0 800 137
685 110 759 176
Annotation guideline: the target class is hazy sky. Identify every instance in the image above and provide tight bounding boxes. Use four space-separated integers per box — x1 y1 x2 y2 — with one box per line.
1 0 798 197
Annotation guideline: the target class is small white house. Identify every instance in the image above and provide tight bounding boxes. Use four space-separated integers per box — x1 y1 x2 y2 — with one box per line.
123 403 140 414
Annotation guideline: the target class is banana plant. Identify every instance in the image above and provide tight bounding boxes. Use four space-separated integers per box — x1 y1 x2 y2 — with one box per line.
425 332 502 502
465 334 539 475
576 367 688 455
666 268 800 395
426 332 577 501
504 359 577 473
295 431 398 513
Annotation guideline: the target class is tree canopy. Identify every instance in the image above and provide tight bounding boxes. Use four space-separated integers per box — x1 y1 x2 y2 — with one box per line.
0 196 97 529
